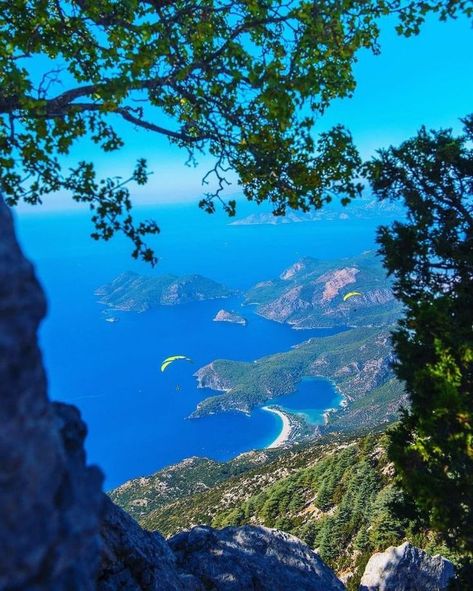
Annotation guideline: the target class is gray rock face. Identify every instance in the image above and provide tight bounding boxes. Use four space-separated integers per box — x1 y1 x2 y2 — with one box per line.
169 525 346 591
359 542 455 591
98 497 202 590
0 198 104 590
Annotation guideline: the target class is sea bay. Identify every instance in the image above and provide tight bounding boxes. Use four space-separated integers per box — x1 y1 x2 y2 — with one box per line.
15 201 383 488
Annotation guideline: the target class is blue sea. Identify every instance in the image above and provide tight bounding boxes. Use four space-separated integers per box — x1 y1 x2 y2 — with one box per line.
15 202 384 489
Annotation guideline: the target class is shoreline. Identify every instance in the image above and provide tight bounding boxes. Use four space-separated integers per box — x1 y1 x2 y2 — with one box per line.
262 406 292 449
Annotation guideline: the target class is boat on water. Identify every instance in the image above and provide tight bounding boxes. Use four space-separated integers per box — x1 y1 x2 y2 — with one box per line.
104 316 119 323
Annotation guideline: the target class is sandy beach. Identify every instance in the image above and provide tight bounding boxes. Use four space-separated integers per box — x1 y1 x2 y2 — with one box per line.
263 406 292 449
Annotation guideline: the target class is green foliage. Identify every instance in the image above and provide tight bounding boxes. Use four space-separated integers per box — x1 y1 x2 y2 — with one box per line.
1 1 470 260
109 453 267 521
366 117 473 556
216 437 454 585
151 435 452 586
112 433 462 585
368 485 407 548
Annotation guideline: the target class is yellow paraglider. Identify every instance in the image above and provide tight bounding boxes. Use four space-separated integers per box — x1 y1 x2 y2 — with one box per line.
343 291 362 302
160 355 192 372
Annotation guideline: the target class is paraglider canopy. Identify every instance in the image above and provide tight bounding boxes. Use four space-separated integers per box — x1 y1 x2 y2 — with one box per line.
343 291 362 302
160 355 192 372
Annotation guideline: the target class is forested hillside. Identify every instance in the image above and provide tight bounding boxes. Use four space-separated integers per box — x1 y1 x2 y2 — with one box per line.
109 451 275 522
112 435 454 589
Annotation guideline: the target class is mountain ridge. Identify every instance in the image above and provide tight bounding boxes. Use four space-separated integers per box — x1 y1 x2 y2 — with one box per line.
110 434 454 590
244 252 401 330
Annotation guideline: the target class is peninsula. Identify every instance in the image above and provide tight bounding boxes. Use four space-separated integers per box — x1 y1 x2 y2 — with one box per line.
191 326 406 434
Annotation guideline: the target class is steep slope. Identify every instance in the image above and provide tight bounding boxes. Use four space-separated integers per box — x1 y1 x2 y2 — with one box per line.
244 253 401 329
112 436 451 590
109 451 274 522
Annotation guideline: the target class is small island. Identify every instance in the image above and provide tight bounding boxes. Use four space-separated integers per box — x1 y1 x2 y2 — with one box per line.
213 309 247 326
104 316 119 324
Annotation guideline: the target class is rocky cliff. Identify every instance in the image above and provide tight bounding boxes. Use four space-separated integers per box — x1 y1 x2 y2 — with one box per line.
0 198 103 591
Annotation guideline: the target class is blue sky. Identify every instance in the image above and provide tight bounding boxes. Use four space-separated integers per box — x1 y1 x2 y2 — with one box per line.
18 13 472 212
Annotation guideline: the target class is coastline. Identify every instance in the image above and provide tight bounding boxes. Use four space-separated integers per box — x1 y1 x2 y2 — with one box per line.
262 406 292 449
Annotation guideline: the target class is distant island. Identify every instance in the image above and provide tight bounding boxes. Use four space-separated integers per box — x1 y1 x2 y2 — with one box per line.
230 211 318 226
213 309 247 326
230 198 403 226
244 252 401 329
96 271 234 312
191 326 406 435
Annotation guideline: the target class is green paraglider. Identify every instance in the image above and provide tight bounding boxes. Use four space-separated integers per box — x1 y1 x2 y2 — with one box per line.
343 291 362 302
160 355 192 372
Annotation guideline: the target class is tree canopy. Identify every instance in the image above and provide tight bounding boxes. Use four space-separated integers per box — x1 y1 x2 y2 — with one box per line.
1 0 471 261
366 116 473 556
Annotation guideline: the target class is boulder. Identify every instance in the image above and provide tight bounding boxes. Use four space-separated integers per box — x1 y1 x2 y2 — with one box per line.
169 525 346 591
359 541 455 591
